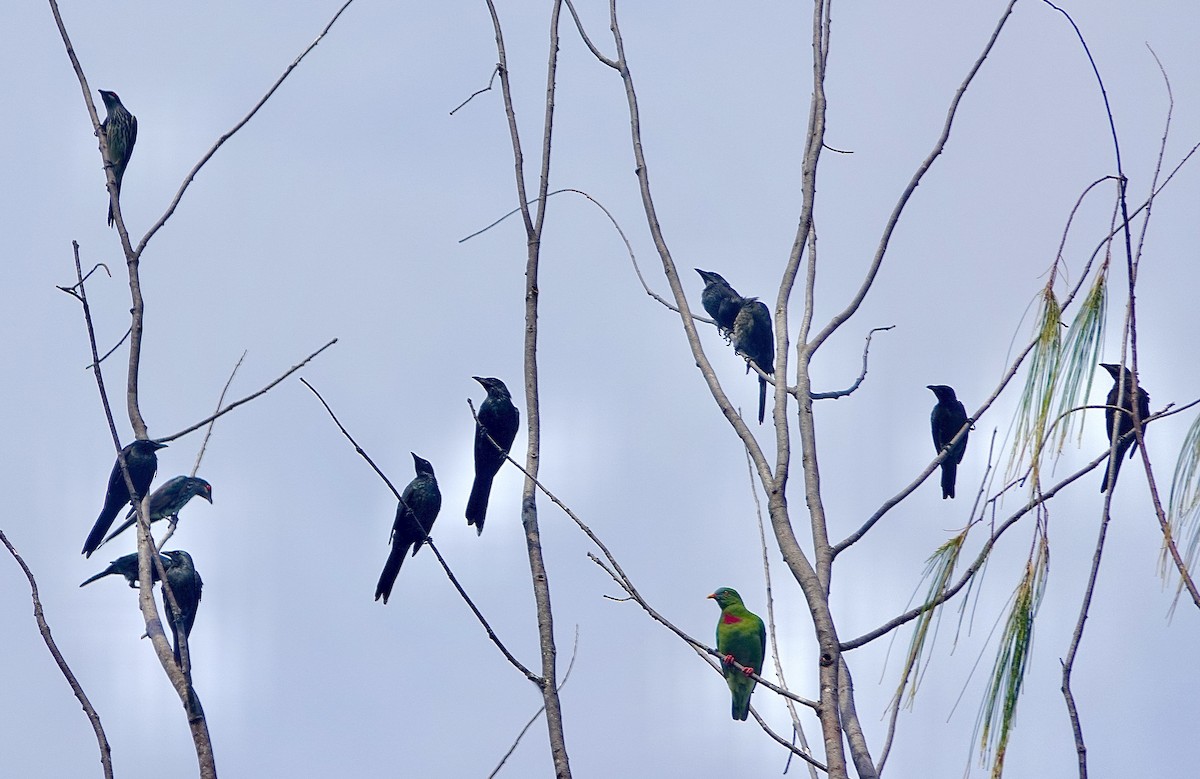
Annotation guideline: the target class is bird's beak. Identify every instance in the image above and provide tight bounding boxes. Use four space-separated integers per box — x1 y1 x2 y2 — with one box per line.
472 376 485 386
151 441 168 450
706 593 716 600
202 491 213 503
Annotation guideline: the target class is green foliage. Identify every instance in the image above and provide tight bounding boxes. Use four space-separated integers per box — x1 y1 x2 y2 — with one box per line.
899 531 966 705
977 533 1048 778
1053 271 1106 450
1008 269 1107 488
1165 412 1200 585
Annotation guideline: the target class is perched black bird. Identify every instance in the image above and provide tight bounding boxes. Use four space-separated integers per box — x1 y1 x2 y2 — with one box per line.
733 299 774 424
98 90 137 227
695 269 745 338
1100 363 1151 493
928 385 970 500
161 550 203 665
79 552 170 588
101 476 213 548
82 439 166 557
375 454 442 604
466 377 520 536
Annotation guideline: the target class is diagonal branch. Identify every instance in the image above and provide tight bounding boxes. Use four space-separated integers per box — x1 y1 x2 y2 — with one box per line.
301 379 539 683
135 0 359 257
0 529 113 779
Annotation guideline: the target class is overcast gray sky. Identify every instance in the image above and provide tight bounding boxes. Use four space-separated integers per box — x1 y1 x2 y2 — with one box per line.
3 1 1199 777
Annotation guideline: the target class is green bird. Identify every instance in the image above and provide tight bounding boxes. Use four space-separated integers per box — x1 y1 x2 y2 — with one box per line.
708 587 766 721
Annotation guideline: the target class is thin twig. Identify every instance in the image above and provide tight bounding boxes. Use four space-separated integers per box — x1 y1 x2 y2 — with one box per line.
747 447 815 778
489 627 580 778
810 325 895 400
192 351 246 476
450 64 500 115
0 529 113 779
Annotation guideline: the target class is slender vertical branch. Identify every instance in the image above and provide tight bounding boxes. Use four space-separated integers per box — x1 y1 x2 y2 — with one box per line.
478 5 573 773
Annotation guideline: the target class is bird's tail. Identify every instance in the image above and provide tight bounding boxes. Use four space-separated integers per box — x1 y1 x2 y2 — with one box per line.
374 543 409 604
730 678 753 721
79 571 108 588
1101 451 1124 493
101 516 137 548
82 510 118 558
941 462 957 500
465 475 495 535
757 376 767 425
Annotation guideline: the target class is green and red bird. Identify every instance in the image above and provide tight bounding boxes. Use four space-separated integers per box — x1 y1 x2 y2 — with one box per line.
708 587 766 721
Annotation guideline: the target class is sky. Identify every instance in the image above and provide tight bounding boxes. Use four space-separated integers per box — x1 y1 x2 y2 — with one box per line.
2 1 1199 777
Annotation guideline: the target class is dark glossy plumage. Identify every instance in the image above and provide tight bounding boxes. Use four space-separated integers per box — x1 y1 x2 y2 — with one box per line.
695 268 745 338
466 377 520 535
161 550 203 665
709 587 766 721
98 90 137 227
375 454 442 604
79 552 170 588
82 439 166 557
1100 363 1151 493
101 475 213 548
733 299 774 425
928 385 969 499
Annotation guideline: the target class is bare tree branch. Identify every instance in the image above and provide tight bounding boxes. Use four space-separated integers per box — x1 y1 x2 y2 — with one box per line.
0 529 113 779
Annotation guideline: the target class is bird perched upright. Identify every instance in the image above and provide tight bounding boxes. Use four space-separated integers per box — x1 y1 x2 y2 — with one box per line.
79 552 170 588
375 454 442 604
82 439 166 557
733 299 774 424
928 385 969 499
466 377 520 536
98 90 137 227
1100 363 1151 493
708 587 766 721
161 550 203 665
101 475 213 548
695 269 745 338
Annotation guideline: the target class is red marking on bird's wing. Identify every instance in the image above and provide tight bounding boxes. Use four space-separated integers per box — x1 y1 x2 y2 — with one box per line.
722 614 743 625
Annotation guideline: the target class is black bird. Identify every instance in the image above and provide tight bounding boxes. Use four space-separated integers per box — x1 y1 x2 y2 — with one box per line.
466 377 520 535
375 454 442 604
733 299 774 424
98 90 137 227
80 552 170 588
82 439 166 557
1100 363 1151 493
161 550 203 665
101 476 213 548
695 269 745 338
928 385 969 499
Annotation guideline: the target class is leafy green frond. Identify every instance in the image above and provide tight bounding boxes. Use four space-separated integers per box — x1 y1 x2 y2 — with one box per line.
976 535 1048 778
899 531 967 706
1052 270 1106 451
1007 286 1063 485
1164 412 1200 582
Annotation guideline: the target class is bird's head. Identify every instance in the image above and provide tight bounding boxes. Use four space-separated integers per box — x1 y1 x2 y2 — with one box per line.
98 90 121 109
695 268 727 286
163 550 194 570
472 376 511 398
1100 363 1130 381
132 439 167 454
191 478 214 503
708 587 743 608
411 453 435 476
926 385 958 403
